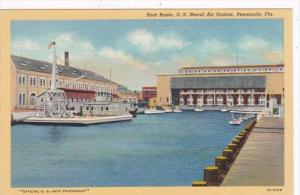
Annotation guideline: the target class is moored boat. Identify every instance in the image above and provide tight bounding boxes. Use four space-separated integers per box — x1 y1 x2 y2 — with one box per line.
23 114 133 125
194 108 204 112
220 108 228 112
164 108 173 113
173 107 182 113
229 119 241 125
229 112 242 125
144 109 165 114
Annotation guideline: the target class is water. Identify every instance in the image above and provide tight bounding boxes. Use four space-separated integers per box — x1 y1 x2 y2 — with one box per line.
12 111 248 187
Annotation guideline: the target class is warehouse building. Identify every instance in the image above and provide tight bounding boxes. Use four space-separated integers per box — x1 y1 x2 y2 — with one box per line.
10 53 137 111
156 64 284 107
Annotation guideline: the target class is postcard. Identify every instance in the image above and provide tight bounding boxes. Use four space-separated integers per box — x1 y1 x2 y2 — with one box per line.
0 9 293 195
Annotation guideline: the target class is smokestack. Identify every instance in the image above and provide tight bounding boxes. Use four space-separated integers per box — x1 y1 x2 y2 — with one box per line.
64 51 69 67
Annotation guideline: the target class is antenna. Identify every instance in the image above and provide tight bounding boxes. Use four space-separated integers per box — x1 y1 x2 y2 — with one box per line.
109 66 112 80
236 50 239 66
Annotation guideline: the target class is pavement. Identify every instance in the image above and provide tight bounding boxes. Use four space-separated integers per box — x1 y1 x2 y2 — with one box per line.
221 117 284 186
12 111 36 121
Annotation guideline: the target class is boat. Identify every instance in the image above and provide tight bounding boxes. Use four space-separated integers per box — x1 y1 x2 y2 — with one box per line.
173 107 182 113
21 42 134 125
229 113 242 125
23 114 133 125
229 119 242 125
164 108 173 113
136 107 146 114
194 108 204 112
144 109 165 114
220 108 228 112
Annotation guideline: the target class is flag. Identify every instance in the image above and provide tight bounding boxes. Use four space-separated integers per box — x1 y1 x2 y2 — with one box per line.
48 41 55 49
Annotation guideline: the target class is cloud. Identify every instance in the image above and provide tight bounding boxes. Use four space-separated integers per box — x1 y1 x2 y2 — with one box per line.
238 36 283 63
12 39 40 51
54 33 96 53
201 38 229 52
239 36 269 51
172 57 197 68
50 32 102 68
197 38 234 66
55 33 74 45
262 50 283 63
98 47 148 71
127 29 190 53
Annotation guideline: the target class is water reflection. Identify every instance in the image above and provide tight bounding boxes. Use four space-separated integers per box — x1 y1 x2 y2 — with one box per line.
48 126 64 143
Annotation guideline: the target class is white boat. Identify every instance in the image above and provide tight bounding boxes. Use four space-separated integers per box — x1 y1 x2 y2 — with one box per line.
144 109 165 114
194 108 204 112
164 108 173 113
229 119 242 125
173 108 182 113
23 114 133 125
229 113 242 125
220 108 228 112
238 116 244 122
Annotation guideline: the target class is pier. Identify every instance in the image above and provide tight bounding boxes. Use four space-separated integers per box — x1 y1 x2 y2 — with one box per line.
221 117 284 186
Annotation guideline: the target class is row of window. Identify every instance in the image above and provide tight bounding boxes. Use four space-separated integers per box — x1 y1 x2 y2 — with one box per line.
18 93 36 106
180 95 267 105
17 74 116 92
180 89 263 93
180 67 284 75
85 106 109 111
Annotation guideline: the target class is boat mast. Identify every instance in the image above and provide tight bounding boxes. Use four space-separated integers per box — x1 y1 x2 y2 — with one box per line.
49 41 57 90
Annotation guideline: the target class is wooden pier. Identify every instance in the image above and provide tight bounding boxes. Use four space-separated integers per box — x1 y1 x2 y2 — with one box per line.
221 117 284 186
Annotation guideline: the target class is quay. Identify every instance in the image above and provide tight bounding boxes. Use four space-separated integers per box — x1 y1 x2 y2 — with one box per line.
221 117 284 186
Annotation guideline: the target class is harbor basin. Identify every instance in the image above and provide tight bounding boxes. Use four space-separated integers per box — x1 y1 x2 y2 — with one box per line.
12 111 247 187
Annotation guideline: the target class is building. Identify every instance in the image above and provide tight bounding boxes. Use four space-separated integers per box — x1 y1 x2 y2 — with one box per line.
141 86 157 103
148 97 157 108
11 53 121 111
156 64 284 107
116 85 139 104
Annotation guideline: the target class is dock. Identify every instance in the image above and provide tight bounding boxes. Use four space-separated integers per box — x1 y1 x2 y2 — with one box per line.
221 117 284 186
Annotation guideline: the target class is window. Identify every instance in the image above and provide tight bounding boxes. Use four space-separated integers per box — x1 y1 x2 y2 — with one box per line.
29 76 36 86
18 94 22 105
40 78 46 87
18 75 26 86
29 93 36 105
85 83 89 90
18 93 26 105
106 107 109 111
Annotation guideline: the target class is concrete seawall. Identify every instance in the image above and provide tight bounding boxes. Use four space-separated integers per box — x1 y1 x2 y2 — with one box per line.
221 117 284 186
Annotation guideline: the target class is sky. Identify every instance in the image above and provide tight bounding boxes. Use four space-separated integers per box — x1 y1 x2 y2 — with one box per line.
11 19 283 90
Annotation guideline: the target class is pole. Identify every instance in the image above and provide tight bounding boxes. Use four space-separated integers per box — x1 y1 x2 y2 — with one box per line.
236 50 239 66
50 42 57 90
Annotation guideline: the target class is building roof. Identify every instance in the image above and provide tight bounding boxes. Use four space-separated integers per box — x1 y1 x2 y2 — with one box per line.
170 76 266 89
11 55 113 83
180 64 284 70
117 85 137 94
142 86 157 90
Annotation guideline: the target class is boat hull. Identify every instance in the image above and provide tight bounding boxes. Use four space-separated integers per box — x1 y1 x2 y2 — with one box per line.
144 110 165 114
22 115 133 125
